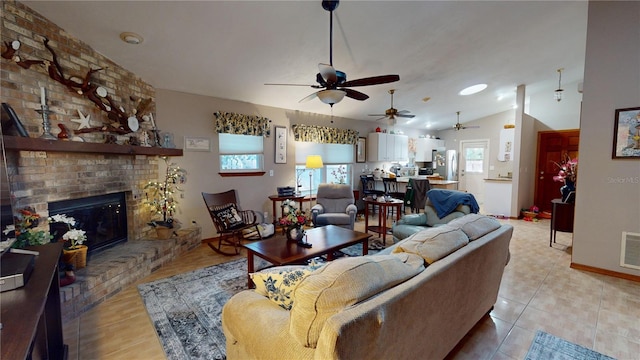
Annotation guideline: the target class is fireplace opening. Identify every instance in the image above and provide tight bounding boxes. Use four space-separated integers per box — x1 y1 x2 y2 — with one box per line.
49 192 127 255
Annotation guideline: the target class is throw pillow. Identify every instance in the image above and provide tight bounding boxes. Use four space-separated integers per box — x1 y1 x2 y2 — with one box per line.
289 254 425 347
209 203 245 230
447 214 501 241
392 225 469 264
251 261 324 310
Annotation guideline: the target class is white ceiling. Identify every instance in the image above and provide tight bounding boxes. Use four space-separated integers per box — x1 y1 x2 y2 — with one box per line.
22 0 588 130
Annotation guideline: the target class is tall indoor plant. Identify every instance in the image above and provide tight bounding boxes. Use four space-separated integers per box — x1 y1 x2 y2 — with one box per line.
144 157 187 238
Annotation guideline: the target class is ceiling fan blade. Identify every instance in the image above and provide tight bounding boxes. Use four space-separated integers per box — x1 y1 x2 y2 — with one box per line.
463 125 481 129
264 83 320 87
397 110 410 114
341 74 400 87
396 114 415 118
374 116 388 121
318 63 337 85
368 113 387 117
299 92 319 103
343 88 369 101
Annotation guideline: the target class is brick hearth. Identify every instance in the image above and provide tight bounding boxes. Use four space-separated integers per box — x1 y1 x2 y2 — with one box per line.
60 227 201 322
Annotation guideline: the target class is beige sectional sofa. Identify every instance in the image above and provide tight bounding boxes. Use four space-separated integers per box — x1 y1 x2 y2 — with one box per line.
222 214 512 359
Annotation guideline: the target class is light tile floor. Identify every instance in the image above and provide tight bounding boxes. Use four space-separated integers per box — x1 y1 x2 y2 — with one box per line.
63 217 640 359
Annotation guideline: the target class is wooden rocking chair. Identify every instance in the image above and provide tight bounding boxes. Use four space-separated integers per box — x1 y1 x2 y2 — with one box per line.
202 190 262 256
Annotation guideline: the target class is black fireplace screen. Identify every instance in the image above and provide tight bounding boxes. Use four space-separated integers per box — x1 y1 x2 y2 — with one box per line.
49 192 127 254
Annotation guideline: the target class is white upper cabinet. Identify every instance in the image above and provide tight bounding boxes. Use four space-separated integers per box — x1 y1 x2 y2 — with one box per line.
367 133 409 162
415 138 445 162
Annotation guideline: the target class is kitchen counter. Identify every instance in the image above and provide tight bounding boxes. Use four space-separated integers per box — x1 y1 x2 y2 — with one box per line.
376 176 458 190
484 178 512 182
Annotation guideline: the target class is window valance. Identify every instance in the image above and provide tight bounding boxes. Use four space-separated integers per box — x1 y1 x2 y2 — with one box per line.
214 111 271 136
291 124 358 145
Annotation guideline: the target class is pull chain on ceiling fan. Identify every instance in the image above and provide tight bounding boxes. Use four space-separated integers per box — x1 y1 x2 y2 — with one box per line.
264 0 400 106
369 89 415 122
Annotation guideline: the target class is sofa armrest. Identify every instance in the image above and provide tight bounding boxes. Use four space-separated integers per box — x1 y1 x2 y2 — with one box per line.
397 213 427 226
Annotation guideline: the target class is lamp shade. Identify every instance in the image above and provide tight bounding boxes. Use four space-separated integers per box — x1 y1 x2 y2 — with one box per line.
317 89 346 105
305 155 324 169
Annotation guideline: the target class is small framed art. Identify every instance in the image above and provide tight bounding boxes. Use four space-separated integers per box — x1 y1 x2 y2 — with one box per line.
275 126 287 163
184 136 211 152
356 137 366 163
612 107 640 159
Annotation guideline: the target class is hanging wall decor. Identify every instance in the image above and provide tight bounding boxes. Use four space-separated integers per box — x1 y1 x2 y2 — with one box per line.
612 107 640 159
275 126 287 164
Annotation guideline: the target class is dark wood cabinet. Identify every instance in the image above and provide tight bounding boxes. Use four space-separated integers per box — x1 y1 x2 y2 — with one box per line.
1 242 67 360
550 198 575 247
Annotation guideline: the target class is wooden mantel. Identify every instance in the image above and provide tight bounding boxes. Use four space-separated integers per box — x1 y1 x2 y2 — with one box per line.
2 136 183 156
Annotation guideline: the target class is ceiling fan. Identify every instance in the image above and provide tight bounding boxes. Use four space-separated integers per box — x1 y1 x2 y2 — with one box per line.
265 0 400 106
446 111 480 131
369 89 415 121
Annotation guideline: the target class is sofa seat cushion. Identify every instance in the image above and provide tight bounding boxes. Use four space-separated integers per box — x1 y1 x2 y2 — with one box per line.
392 224 429 242
425 202 471 227
289 253 424 347
392 225 469 264
447 214 502 240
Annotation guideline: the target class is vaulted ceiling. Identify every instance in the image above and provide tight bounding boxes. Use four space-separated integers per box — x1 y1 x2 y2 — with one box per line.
23 0 588 130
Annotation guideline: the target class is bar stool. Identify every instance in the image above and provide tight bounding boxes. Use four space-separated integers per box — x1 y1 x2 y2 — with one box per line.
360 174 384 215
382 177 405 217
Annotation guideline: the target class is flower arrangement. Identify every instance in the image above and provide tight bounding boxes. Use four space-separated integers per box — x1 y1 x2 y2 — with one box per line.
49 214 86 249
144 157 187 228
330 165 347 184
552 155 578 183
7 207 52 249
278 200 307 227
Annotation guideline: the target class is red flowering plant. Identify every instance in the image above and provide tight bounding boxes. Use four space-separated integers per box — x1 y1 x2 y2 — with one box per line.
552 155 578 183
278 200 307 227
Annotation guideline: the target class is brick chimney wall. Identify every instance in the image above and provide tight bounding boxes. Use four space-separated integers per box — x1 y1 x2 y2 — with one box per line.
2 1 160 240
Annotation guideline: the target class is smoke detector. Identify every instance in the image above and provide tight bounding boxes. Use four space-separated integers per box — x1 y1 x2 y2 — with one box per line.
119 32 143 45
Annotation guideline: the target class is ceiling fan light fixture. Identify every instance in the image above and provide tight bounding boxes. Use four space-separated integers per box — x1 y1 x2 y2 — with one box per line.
554 68 564 102
317 89 346 105
459 83 487 96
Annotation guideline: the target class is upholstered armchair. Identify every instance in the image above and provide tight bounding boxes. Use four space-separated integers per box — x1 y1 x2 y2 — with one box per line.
311 183 358 230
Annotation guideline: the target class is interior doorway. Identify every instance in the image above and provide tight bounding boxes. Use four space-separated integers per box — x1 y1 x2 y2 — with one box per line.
459 139 490 212
534 130 580 213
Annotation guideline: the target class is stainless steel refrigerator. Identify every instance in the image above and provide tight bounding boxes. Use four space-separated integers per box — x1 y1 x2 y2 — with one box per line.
434 149 458 181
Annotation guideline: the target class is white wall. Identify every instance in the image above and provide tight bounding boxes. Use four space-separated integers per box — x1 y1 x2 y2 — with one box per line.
573 1 640 276
527 79 584 130
155 89 426 238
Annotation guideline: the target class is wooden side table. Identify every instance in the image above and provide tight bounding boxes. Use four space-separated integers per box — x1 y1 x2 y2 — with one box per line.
364 197 403 246
550 198 575 247
268 194 304 225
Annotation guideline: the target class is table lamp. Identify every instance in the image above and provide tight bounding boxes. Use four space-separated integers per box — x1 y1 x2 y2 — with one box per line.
305 155 324 199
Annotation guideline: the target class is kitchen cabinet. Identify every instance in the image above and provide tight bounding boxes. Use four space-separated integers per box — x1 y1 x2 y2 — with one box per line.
415 138 445 162
367 133 408 162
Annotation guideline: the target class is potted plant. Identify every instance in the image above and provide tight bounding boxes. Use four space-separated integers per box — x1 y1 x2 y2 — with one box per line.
49 213 88 269
6 207 53 249
278 199 308 242
144 157 187 239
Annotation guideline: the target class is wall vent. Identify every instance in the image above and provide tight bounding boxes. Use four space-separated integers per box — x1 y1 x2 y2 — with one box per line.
620 232 640 270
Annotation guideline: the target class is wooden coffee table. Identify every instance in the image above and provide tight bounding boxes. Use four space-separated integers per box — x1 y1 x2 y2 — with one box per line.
242 225 371 288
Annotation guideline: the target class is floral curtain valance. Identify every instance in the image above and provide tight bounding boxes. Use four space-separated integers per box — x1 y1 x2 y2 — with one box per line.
214 111 271 136
291 124 358 145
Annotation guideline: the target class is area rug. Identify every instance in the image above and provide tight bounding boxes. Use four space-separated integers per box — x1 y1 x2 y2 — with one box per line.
525 330 616 360
138 244 376 360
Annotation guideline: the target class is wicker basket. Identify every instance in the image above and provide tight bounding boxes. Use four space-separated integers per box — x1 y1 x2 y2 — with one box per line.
521 211 538 219
62 245 88 269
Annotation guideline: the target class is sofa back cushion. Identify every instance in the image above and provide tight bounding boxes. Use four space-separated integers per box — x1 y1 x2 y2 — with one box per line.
392 225 469 264
447 214 501 241
424 199 471 227
289 253 424 347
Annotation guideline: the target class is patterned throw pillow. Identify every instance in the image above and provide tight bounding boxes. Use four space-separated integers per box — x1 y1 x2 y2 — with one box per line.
209 203 245 230
251 261 324 310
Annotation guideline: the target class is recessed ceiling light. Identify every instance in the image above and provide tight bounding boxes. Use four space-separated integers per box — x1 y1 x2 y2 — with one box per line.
120 32 143 45
459 84 487 96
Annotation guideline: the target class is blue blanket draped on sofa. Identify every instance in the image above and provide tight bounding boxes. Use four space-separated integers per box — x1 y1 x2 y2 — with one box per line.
427 189 480 218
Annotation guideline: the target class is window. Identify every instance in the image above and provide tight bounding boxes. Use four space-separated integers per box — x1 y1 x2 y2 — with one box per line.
295 164 352 194
294 141 355 194
219 133 263 172
464 147 485 173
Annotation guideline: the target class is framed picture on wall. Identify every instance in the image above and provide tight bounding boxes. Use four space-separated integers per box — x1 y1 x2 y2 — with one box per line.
356 137 366 163
612 107 640 159
184 136 211 152
275 126 287 163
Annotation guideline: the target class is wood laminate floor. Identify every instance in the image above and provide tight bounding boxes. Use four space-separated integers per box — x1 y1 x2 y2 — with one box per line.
63 216 640 359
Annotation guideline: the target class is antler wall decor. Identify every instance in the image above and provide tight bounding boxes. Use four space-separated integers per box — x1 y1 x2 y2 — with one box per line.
1 36 152 135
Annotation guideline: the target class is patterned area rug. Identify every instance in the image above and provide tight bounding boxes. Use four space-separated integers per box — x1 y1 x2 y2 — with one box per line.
525 331 616 360
138 244 375 360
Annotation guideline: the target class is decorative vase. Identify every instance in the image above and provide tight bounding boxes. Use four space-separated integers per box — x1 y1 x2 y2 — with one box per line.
155 225 173 239
286 225 305 243
560 180 576 203
62 245 88 270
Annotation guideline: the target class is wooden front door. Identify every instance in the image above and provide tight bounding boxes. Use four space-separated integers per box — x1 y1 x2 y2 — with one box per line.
534 130 580 213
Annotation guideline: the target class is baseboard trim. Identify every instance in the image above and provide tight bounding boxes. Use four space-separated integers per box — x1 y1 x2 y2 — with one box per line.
570 262 640 283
